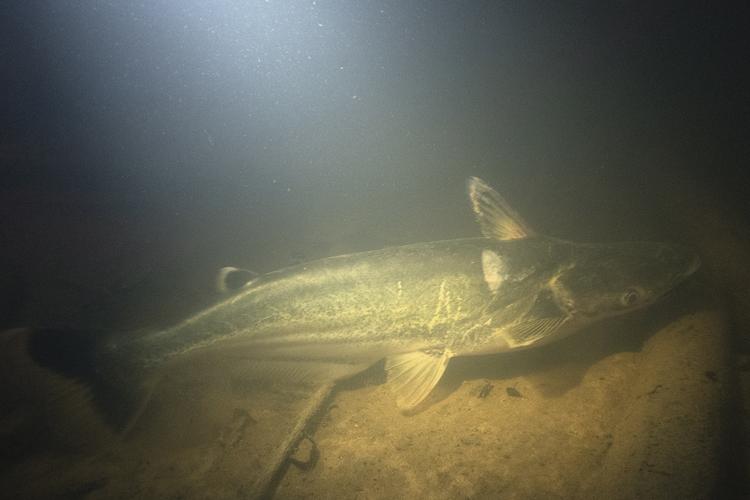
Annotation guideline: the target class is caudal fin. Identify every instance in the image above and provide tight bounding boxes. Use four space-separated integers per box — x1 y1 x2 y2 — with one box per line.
1 328 153 449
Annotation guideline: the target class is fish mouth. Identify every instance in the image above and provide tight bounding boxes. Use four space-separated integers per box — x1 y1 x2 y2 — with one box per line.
666 244 701 283
660 247 701 293
682 252 702 279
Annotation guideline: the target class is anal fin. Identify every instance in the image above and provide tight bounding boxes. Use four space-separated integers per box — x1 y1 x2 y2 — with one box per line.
385 349 452 411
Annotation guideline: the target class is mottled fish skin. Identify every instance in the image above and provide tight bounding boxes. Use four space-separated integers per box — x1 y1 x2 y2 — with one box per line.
88 177 700 414
123 238 503 365
10 177 701 430
111 234 696 366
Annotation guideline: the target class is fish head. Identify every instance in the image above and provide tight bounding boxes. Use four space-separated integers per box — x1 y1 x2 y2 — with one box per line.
554 241 701 322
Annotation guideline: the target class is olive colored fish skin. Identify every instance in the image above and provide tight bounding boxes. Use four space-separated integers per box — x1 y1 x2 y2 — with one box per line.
116 234 697 367
19 177 700 424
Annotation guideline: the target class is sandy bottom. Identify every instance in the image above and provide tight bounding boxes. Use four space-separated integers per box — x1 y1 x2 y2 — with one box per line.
0 280 731 500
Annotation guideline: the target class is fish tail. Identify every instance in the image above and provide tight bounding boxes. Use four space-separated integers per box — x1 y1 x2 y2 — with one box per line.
0 327 154 450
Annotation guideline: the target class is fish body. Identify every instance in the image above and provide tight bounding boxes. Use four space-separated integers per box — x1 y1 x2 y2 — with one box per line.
15 177 701 425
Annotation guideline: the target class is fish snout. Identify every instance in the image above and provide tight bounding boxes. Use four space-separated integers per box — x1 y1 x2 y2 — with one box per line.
684 251 701 277
663 244 701 282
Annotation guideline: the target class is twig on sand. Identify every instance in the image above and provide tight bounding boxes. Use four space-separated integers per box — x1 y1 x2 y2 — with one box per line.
250 381 337 499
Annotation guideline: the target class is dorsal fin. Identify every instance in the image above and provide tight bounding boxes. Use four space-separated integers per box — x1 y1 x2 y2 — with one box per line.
467 177 536 240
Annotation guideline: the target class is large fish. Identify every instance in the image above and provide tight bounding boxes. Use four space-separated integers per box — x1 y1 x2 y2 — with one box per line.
4 178 700 431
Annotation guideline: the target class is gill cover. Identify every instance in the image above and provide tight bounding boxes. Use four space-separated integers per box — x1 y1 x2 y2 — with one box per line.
469 178 574 349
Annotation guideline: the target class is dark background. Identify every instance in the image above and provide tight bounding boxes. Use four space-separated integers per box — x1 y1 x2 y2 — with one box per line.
0 1 748 329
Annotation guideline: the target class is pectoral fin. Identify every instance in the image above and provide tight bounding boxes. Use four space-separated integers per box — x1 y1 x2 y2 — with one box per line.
504 317 568 348
385 349 452 411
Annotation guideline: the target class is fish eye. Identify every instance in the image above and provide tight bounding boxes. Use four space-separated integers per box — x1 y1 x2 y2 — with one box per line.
620 288 640 307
